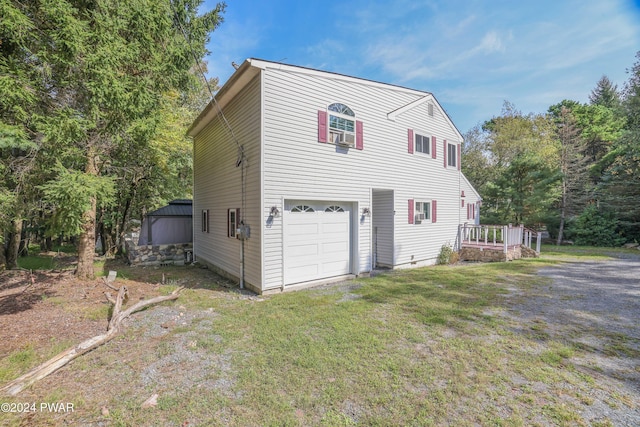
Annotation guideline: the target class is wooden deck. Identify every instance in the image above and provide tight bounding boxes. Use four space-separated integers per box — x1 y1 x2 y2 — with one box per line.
458 224 541 262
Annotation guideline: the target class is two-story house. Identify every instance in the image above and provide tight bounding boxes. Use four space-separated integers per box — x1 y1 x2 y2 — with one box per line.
188 59 480 294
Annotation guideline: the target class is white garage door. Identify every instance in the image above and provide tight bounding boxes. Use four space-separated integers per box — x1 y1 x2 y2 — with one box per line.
283 201 352 285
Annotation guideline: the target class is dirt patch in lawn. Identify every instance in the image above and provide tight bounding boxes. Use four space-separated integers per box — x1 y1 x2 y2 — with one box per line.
0 264 172 359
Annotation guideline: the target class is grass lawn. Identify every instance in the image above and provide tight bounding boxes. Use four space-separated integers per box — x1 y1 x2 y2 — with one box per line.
2 246 637 426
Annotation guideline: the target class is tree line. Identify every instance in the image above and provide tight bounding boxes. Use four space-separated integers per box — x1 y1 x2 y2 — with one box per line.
463 52 640 246
0 0 224 275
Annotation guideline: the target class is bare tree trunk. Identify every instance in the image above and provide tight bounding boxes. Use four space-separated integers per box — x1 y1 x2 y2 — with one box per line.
6 218 23 270
0 239 6 272
557 181 567 245
76 153 98 279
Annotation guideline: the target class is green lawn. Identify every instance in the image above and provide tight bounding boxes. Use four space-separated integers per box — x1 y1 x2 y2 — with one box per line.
3 246 635 426
104 251 622 425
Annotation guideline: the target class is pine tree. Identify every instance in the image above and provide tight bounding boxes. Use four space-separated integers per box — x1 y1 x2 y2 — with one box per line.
589 75 621 109
553 106 589 244
1 0 225 277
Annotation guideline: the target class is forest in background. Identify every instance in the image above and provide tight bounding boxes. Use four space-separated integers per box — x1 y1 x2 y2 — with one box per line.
0 0 224 275
462 53 640 247
1 0 639 278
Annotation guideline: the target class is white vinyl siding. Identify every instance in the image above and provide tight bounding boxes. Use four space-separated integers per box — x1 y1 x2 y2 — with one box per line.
192 75 262 289
261 67 464 283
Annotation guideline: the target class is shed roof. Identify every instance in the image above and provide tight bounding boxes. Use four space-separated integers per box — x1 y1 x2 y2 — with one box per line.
147 200 192 217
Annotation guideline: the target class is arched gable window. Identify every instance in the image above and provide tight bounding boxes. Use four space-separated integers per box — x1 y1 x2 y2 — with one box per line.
328 103 355 117
317 103 364 150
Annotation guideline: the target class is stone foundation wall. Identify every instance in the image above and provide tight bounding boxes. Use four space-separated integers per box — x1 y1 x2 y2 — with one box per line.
124 236 193 267
459 245 522 262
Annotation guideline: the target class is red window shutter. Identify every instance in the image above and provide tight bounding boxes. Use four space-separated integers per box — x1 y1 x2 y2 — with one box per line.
443 140 447 168
461 199 465 208
457 144 461 171
472 203 475 219
432 200 437 223
431 136 436 159
408 199 414 224
467 204 470 220
356 120 363 150
318 110 327 143
407 129 414 154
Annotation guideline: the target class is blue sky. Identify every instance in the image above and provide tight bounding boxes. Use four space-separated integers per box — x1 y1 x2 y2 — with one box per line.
202 0 640 133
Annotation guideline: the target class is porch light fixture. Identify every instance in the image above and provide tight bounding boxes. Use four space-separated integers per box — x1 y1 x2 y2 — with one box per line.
362 207 371 217
270 206 280 217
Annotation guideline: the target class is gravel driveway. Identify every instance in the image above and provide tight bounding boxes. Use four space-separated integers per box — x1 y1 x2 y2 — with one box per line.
506 257 640 426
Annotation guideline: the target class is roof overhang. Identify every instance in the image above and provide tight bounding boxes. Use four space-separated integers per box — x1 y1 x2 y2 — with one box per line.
187 59 262 137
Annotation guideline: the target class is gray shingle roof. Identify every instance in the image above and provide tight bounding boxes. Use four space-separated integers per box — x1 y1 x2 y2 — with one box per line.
147 199 192 217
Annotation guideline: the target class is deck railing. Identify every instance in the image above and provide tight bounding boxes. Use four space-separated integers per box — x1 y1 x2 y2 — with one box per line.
458 224 541 253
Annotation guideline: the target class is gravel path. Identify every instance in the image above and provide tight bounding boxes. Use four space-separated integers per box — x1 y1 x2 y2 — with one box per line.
506 258 640 426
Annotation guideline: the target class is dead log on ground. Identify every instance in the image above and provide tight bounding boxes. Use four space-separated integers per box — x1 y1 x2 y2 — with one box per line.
0 286 184 396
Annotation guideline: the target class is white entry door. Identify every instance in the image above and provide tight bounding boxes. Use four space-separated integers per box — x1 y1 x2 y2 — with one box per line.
283 201 352 285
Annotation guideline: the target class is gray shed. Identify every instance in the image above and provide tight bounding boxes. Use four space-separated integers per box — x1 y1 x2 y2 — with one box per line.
138 199 193 245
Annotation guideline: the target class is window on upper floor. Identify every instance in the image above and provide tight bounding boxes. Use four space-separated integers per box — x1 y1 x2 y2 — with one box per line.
318 104 363 150
415 133 430 155
447 142 457 168
328 103 356 146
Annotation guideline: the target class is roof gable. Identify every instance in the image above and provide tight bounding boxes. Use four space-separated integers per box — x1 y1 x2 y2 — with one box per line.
387 95 463 141
188 58 463 141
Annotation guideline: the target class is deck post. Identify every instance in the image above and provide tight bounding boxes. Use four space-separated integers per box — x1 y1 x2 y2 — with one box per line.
503 225 508 254
536 232 541 253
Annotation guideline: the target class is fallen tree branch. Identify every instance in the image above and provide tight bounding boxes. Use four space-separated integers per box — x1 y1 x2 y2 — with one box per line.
1 286 184 396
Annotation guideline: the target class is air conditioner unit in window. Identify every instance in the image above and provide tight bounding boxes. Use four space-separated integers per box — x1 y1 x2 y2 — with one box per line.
415 213 425 222
342 132 355 146
330 130 355 147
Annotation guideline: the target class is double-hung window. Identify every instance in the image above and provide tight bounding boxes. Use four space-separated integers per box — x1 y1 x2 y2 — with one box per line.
415 133 430 155
415 201 431 223
447 143 457 168
328 103 356 146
